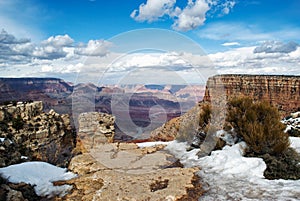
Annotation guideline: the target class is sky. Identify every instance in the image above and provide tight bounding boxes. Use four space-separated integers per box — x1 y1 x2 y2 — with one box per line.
0 0 300 85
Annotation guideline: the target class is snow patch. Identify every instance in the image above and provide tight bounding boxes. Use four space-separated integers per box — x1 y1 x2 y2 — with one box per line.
0 161 77 198
290 137 300 153
165 140 300 200
136 141 171 148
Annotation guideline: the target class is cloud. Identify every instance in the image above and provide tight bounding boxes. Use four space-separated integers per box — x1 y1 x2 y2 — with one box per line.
172 0 210 31
0 29 31 44
74 40 112 57
131 0 236 31
131 0 176 22
111 52 193 70
209 45 300 75
221 42 240 46
31 35 76 60
41 35 74 47
197 22 300 42
220 0 235 15
253 41 299 54
0 30 32 64
0 30 111 67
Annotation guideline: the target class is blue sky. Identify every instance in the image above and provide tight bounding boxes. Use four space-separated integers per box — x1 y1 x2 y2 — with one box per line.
0 0 300 83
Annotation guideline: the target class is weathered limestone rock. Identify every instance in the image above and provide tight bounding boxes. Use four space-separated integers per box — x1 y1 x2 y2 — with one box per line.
204 74 300 117
0 101 76 167
55 143 204 201
78 112 115 151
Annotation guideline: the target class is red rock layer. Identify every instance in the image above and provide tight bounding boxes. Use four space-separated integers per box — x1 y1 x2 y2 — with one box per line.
204 74 300 117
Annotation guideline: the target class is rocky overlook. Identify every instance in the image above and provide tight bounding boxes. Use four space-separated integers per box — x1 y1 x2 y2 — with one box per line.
204 74 300 117
55 111 204 201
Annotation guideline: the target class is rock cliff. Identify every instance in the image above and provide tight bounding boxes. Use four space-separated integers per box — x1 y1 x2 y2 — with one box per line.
150 74 300 141
0 101 76 167
204 74 300 117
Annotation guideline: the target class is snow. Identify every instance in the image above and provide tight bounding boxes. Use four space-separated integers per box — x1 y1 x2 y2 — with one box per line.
0 161 77 198
165 138 300 201
290 137 300 153
136 141 171 148
0 138 12 144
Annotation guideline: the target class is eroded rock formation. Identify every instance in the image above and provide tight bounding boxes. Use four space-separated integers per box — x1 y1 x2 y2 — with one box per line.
0 101 76 167
204 74 300 117
78 112 115 151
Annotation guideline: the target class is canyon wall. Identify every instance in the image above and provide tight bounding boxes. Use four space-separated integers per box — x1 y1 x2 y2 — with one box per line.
204 74 300 116
151 74 300 141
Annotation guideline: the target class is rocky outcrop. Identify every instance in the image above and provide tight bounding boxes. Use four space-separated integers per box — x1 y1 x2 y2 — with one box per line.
54 143 204 201
204 74 300 117
151 74 300 142
150 104 202 142
0 175 41 201
0 101 76 167
78 112 115 151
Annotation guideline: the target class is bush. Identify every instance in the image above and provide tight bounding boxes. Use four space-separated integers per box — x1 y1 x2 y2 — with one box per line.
248 148 300 180
199 103 211 131
226 96 290 155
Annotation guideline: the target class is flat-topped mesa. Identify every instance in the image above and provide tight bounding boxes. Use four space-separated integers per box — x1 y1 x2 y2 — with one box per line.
78 112 115 151
204 74 300 116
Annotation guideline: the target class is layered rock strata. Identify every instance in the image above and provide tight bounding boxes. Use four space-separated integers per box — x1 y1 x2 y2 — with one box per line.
0 101 76 167
204 74 300 117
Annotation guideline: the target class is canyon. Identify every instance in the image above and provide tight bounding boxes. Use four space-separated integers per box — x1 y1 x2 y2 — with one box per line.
0 74 300 200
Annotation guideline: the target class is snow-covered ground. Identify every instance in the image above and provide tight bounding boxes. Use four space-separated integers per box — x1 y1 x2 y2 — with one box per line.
165 137 300 201
136 141 171 148
0 161 77 198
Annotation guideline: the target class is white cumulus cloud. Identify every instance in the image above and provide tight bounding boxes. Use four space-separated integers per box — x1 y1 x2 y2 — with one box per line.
172 0 210 31
75 40 112 57
131 0 237 31
42 35 74 47
131 0 176 22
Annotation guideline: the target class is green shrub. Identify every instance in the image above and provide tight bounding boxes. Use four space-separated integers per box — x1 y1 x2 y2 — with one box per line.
226 96 290 155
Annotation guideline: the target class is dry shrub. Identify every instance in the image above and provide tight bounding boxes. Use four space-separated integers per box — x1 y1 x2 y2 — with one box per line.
199 103 211 131
176 103 212 143
226 96 290 155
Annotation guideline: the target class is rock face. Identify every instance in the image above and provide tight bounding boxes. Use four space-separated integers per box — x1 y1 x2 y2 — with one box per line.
150 74 299 142
204 74 300 117
0 101 76 167
150 104 202 142
78 112 115 151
